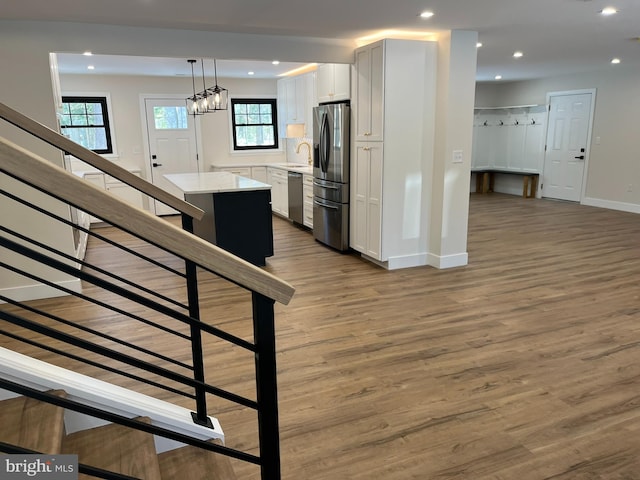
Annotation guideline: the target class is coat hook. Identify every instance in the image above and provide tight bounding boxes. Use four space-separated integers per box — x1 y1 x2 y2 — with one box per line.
531 118 536 125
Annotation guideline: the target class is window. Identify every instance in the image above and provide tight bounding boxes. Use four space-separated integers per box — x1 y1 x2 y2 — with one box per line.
153 105 188 130
231 99 279 150
60 96 113 154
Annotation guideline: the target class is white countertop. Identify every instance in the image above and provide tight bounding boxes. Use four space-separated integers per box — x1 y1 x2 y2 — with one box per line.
211 163 313 175
268 163 313 175
164 171 271 194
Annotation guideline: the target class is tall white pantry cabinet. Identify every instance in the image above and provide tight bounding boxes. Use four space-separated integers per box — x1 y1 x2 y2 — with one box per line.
350 39 437 265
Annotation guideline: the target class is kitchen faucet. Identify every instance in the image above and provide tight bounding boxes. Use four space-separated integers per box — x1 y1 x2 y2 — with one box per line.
296 141 312 165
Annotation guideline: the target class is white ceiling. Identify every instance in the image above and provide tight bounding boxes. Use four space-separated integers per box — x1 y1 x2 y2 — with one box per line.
3 0 639 82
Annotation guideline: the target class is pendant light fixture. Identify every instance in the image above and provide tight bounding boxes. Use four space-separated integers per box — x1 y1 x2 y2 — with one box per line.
198 59 210 113
186 59 204 116
185 58 228 114
205 59 228 112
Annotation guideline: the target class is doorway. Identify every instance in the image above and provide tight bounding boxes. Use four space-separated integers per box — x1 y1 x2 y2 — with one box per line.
542 90 595 202
141 96 201 215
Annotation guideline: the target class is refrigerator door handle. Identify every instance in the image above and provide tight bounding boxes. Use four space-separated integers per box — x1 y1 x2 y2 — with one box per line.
314 199 340 210
321 112 330 173
318 112 326 171
313 180 339 189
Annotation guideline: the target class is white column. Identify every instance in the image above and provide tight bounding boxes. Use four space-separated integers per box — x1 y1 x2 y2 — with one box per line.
428 30 478 268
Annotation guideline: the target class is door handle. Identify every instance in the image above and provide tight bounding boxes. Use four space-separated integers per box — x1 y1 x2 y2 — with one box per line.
152 162 163 167
574 155 585 160
314 200 339 210
313 181 339 189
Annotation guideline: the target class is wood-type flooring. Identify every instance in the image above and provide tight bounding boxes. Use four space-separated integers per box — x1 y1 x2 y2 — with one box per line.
2 193 640 479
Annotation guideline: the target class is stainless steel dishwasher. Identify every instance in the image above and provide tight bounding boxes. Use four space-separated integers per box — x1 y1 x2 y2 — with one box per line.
287 171 303 224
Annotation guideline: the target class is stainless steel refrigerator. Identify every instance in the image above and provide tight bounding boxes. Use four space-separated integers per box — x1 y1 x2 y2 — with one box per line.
312 103 350 251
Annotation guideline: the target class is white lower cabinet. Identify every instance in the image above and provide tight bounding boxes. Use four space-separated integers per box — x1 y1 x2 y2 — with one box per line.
251 166 268 183
351 142 382 259
303 174 313 228
212 165 268 183
217 166 252 177
82 172 144 224
106 181 144 207
267 167 288 217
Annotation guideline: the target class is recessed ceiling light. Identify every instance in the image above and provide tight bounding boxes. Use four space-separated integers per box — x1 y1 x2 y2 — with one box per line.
248 71 255 75
419 11 434 18
611 58 621 64
272 60 280 65
495 75 502 80
87 65 95 70
476 42 483 48
600 7 618 15
83 51 93 56
513 51 524 58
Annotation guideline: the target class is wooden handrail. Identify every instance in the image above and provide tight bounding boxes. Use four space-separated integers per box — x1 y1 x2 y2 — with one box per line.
0 137 295 305
0 102 204 221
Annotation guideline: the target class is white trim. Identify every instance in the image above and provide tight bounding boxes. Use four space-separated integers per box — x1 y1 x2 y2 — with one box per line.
426 252 469 269
0 278 81 303
544 88 597 204
582 197 640 215
360 252 469 270
0 347 224 454
387 253 428 270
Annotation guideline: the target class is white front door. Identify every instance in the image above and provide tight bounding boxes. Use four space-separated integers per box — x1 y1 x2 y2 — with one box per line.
542 92 593 202
144 98 199 215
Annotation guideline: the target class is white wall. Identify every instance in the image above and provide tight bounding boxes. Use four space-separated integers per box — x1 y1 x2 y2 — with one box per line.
60 74 285 175
475 64 640 212
0 25 79 300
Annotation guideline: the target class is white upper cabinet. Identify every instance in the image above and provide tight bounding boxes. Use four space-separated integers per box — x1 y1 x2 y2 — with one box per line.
354 42 384 142
316 63 351 104
277 71 316 138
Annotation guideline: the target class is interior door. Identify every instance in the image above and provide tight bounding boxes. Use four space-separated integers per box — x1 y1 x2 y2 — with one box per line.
144 98 199 215
542 92 592 202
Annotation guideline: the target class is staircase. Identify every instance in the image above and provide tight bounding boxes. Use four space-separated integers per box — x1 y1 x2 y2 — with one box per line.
0 392 235 479
0 102 295 479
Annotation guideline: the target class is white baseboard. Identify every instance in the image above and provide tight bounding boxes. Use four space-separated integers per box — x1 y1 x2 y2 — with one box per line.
387 253 428 270
0 278 82 303
360 252 468 270
582 197 640 214
427 252 469 269
0 347 224 454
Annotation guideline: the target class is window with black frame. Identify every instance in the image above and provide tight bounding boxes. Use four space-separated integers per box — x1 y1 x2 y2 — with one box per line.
231 98 279 150
60 96 113 154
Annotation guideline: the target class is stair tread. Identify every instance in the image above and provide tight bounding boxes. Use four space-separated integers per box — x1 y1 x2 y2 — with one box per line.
158 439 237 480
62 416 161 480
0 389 67 454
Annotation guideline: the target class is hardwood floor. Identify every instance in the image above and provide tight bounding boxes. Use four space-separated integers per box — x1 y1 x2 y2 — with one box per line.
3 193 640 479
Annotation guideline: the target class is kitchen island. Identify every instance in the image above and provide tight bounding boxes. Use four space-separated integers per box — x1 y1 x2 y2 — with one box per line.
164 172 273 266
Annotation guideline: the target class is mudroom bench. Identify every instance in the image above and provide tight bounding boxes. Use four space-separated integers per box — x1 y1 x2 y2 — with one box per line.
473 169 539 198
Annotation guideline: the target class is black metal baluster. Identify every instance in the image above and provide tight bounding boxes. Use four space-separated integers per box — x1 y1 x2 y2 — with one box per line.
182 213 212 428
252 291 281 480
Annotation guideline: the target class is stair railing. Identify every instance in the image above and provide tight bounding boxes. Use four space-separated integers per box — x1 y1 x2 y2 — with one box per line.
0 103 294 480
